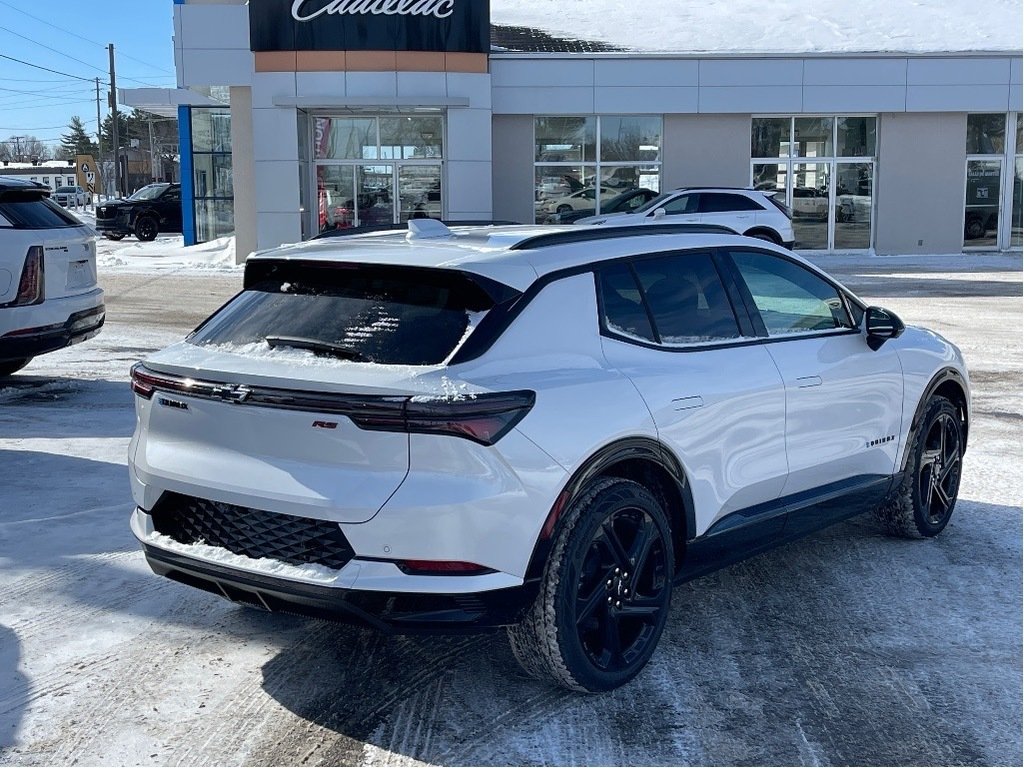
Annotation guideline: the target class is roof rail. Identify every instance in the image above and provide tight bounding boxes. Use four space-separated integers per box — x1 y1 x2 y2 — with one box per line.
509 223 739 251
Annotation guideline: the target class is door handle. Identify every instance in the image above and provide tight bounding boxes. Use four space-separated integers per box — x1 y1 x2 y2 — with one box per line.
796 376 822 388
672 396 705 411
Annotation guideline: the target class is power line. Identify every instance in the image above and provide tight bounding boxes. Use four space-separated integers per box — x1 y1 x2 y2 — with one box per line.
1 100 97 111
0 0 176 76
0 24 109 77
0 53 104 83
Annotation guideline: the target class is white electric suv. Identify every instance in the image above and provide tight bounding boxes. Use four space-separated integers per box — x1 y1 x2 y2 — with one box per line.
577 187 796 248
0 177 104 377
129 221 969 692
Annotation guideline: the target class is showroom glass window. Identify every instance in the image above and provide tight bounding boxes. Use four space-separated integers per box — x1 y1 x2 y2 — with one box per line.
190 108 234 242
534 116 662 223
312 114 444 232
964 113 1022 250
751 116 876 251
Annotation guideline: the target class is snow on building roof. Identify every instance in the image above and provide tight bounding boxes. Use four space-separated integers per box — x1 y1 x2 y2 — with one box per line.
490 0 1023 54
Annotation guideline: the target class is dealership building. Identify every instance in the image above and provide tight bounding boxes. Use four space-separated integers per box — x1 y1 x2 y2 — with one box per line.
123 0 1023 260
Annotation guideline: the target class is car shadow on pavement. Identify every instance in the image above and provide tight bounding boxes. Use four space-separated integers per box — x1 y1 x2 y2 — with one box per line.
0 450 136 567
251 501 1021 767
0 377 135 439
0 625 27 752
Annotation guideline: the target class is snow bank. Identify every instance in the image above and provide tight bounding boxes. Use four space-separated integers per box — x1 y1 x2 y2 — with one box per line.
491 0 1023 53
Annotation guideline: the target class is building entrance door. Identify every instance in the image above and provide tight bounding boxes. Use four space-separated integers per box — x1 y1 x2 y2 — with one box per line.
316 163 443 232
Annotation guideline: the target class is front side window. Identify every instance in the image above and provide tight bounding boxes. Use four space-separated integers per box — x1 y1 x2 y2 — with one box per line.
632 254 741 344
658 193 699 215
730 251 852 336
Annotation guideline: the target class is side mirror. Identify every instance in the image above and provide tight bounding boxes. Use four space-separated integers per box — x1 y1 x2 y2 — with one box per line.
652 207 667 220
865 306 906 350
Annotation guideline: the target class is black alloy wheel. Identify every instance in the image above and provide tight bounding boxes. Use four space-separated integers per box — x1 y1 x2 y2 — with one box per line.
574 505 671 674
917 410 963 528
507 478 675 692
135 217 159 242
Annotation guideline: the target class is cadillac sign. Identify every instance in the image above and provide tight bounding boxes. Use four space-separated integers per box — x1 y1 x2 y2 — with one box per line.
249 0 490 53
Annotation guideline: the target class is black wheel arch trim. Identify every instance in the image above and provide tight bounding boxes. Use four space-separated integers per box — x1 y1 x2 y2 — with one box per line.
899 366 970 473
524 436 695 581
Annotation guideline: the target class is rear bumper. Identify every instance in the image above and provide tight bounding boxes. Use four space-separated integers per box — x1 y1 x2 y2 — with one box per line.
0 303 104 362
141 542 538 634
131 506 538 633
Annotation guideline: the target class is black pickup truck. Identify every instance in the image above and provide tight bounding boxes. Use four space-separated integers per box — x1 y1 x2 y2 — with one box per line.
95 183 183 241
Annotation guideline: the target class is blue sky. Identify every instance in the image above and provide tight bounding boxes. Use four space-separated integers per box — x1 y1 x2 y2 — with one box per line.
0 0 176 152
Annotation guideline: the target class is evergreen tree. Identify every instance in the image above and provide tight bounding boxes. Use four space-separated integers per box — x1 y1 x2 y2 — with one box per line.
60 116 99 160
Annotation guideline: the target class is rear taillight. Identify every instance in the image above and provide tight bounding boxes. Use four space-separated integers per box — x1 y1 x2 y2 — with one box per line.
13 246 44 306
400 391 536 446
765 193 793 220
129 363 535 446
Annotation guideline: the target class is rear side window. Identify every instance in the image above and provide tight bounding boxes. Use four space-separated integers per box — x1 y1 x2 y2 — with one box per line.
0 193 80 229
699 193 763 213
633 254 742 344
600 254 742 345
189 264 498 366
598 263 656 343
730 251 853 335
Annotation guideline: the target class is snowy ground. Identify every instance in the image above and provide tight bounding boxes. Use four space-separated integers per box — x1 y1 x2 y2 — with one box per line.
0 251 1020 765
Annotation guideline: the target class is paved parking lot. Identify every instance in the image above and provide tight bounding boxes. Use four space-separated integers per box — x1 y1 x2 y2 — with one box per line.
0 253 1021 766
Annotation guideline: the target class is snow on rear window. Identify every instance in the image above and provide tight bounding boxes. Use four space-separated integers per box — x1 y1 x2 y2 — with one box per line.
189 269 496 366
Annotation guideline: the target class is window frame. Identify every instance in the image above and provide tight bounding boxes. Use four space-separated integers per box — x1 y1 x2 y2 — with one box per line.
750 114 878 252
534 115 663 222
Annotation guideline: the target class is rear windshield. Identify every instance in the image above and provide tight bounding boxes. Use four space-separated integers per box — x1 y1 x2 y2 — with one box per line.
189 264 499 366
0 193 81 229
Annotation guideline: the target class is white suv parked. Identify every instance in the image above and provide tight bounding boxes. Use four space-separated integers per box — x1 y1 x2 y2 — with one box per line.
129 221 969 692
0 178 104 377
577 187 795 248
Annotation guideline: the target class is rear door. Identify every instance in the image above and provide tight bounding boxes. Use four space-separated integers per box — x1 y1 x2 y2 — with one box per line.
725 248 904 500
160 187 183 232
698 192 760 234
597 251 788 543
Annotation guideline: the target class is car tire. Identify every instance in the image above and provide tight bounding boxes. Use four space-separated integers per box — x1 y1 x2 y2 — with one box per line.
964 215 986 241
556 204 573 214
134 217 159 242
507 477 674 692
105 233 126 241
873 396 963 538
0 358 32 377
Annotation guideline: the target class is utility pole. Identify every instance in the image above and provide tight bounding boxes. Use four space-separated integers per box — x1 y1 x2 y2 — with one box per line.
148 116 156 182
107 43 120 198
10 136 26 163
94 77 102 151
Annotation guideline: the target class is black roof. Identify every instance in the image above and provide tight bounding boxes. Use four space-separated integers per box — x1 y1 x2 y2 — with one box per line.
491 24 626 53
0 176 50 194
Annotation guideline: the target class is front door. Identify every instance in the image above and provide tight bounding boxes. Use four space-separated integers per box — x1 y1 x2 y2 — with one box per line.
726 248 904 499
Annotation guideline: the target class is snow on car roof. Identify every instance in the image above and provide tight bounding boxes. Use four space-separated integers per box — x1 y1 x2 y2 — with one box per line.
247 224 768 291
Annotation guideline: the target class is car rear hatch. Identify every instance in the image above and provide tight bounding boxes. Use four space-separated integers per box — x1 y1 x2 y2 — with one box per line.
132 259 523 524
0 187 96 305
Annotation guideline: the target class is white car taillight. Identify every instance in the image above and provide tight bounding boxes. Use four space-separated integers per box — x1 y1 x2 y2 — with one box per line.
13 246 44 306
